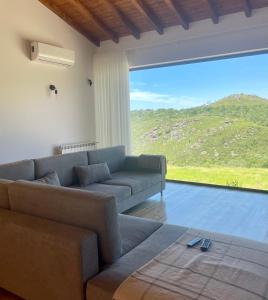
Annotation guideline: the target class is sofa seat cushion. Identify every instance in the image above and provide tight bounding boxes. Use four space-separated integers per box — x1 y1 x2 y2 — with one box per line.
73 183 131 204
86 224 187 300
119 214 162 255
103 171 161 194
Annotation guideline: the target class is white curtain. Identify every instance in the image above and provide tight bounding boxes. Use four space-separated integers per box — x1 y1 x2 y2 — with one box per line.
93 51 131 154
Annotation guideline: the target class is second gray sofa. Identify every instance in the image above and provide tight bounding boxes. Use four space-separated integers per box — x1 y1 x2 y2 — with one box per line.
0 145 166 212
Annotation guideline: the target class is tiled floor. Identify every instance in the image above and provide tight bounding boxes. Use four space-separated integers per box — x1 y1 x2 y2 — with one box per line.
125 182 268 243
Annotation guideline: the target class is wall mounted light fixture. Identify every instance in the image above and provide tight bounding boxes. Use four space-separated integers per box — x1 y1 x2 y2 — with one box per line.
49 84 58 94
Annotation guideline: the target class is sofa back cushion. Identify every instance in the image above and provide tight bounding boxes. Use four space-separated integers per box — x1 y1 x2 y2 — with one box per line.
34 152 88 187
0 179 12 209
8 181 121 264
0 160 35 181
88 146 126 173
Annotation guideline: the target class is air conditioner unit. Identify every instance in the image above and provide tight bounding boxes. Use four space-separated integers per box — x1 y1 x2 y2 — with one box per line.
30 42 75 67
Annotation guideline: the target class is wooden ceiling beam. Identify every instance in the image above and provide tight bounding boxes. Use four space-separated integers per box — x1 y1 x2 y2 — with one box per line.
206 0 219 24
242 0 252 17
38 0 100 46
131 0 164 34
103 0 140 39
69 0 119 43
164 0 189 30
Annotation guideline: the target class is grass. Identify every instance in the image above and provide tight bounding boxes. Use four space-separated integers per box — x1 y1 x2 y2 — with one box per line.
166 165 268 191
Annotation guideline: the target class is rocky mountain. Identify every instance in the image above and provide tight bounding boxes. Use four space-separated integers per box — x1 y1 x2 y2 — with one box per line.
131 94 268 168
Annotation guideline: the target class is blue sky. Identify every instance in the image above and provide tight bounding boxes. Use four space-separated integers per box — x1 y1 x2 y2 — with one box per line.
130 53 268 111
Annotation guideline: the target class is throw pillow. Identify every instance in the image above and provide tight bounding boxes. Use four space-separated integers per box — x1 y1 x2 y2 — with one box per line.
75 163 112 187
34 171 61 186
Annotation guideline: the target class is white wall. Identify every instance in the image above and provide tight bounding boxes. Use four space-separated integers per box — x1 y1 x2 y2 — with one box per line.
1 2 267 164
0 0 96 164
97 7 268 69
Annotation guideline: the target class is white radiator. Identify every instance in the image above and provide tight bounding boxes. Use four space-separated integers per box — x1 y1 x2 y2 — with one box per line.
58 141 97 154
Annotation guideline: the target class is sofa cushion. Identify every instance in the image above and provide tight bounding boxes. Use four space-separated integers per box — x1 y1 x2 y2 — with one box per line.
75 163 112 187
87 224 187 300
74 183 131 204
103 171 161 194
119 214 162 255
0 160 35 181
34 152 88 187
8 181 121 264
0 179 12 209
88 146 125 173
123 156 139 171
34 171 61 186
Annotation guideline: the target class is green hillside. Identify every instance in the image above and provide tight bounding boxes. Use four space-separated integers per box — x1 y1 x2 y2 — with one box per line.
131 94 268 189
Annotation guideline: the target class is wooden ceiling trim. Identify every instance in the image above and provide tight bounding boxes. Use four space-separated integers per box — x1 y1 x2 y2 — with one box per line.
68 0 119 43
39 0 268 45
242 0 252 17
131 0 164 34
164 0 189 30
103 0 141 39
206 0 219 24
39 0 100 46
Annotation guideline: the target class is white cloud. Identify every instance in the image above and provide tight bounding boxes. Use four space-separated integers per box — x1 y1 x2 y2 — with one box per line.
130 89 206 109
130 81 147 87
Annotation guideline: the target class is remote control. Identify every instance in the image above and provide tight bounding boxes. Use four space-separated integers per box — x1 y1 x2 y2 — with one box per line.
187 237 203 248
200 239 212 252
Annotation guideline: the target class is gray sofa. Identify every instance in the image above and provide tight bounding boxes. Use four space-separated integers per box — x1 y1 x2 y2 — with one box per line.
0 145 166 213
0 178 187 300
0 146 174 300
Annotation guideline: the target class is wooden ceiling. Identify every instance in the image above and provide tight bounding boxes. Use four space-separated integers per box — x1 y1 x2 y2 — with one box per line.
39 0 268 46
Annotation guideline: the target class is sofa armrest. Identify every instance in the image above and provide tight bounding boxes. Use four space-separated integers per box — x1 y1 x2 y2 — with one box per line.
124 155 167 191
0 208 98 300
0 179 12 209
125 155 166 176
139 154 167 175
8 181 121 264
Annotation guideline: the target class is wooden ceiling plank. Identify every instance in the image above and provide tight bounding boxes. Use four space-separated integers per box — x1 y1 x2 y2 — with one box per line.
164 0 189 30
38 0 100 46
131 0 164 34
242 0 252 17
206 0 219 24
69 0 119 43
103 0 140 39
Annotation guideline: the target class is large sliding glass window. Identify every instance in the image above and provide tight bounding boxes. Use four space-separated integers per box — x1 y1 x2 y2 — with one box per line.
130 53 268 190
